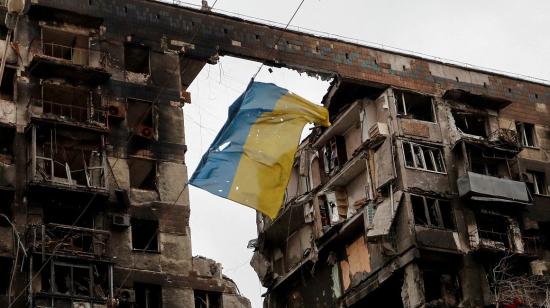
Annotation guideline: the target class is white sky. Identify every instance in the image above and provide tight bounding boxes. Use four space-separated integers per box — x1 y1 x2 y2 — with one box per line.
179 1 550 307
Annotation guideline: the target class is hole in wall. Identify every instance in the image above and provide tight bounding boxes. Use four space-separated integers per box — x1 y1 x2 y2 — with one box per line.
508 88 512 93
255 34 260 40
223 28 228 34
124 5 128 14
535 93 539 99
455 77 459 82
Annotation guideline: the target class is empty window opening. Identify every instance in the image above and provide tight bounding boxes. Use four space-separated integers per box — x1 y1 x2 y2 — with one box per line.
32 127 106 188
476 213 510 250
321 136 347 176
423 270 461 306
525 170 548 196
131 218 159 252
135 283 162 308
535 93 539 99
452 110 487 137
42 28 90 65
516 122 537 147
411 195 454 229
124 43 150 74
35 83 105 125
0 257 12 295
127 98 155 140
129 157 157 190
194 290 222 308
395 90 435 122
403 141 446 173
0 67 15 100
0 126 15 164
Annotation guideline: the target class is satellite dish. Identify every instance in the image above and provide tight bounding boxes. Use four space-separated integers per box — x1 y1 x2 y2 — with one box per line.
7 0 30 14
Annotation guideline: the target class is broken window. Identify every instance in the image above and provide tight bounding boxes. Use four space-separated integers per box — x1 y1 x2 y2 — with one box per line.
52 262 92 297
129 157 157 190
194 290 222 308
423 269 461 307
452 110 487 137
516 122 537 147
321 136 347 176
0 126 14 164
403 141 446 173
395 90 435 122
42 28 90 65
0 257 12 295
135 283 162 308
525 170 548 196
411 195 454 229
0 67 15 101
125 43 150 74
476 213 511 250
131 218 159 252
30 126 106 188
468 147 500 177
127 98 155 141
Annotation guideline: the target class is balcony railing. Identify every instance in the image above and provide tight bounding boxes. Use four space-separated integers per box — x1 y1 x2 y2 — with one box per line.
31 98 108 127
40 42 105 68
472 229 511 251
29 223 110 258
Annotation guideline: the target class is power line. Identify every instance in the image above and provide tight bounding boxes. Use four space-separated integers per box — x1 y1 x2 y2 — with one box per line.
252 0 306 81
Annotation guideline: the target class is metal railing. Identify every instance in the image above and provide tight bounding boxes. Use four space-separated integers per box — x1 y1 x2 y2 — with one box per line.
31 98 108 127
29 223 110 258
41 42 105 68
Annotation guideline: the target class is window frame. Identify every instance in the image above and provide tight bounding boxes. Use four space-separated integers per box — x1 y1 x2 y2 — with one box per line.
526 170 548 196
402 141 447 174
131 218 160 253
411 195 455 230
516 122 538 148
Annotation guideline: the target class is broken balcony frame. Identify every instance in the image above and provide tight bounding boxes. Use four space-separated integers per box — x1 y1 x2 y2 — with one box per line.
28 223 110 258
30 82 108 128
32 259 113 306
27 125 108 190
39 26 105 68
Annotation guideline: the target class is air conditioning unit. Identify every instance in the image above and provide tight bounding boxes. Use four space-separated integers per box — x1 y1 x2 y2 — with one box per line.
135 125 155 140
112 214 130 228
107 101 126 120
118 288 136 303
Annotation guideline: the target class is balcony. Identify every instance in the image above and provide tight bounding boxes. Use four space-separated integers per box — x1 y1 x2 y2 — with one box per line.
28 223 110 259
29 42 110 85
457 172 531 205
472 229 511 252
30 98 108 131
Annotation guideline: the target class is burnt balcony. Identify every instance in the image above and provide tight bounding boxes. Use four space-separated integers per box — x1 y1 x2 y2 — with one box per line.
471 229 511 252
30 98 108 131
457 172 531 205
29 41 110 85
28 223 110 259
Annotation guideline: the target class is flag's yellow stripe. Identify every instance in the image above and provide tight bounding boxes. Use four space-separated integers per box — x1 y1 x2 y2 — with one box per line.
228 92 329 218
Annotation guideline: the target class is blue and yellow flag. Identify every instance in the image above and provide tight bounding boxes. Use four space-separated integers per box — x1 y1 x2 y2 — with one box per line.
190 82 330 218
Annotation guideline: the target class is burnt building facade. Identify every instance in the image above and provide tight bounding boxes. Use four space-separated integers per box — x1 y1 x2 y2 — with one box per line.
251 59 550 306
0 0 250 307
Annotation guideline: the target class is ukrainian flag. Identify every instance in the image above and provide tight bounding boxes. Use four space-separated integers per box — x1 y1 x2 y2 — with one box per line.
190 82 330 218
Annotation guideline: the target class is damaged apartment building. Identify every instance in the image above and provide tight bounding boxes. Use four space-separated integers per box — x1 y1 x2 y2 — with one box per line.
251 57 550 306
248 22 550 308
1 0 549 307
252 76 550 307
0 0 252 307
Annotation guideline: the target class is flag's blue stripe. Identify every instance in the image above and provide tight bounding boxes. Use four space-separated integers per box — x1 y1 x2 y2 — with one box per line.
189 82 287 198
